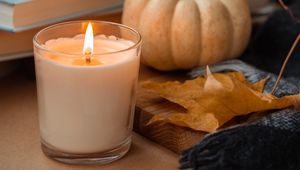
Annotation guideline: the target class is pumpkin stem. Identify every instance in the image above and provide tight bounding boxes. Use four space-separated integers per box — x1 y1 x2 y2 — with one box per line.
270 33 300 95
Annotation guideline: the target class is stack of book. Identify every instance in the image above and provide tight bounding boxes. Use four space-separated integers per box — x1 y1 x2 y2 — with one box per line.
0 0 123 61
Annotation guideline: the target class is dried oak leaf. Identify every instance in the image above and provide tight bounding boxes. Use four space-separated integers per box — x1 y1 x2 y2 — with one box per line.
142 71 300 132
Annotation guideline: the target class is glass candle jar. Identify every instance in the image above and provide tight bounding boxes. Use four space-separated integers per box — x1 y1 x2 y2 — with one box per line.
33 21 141 164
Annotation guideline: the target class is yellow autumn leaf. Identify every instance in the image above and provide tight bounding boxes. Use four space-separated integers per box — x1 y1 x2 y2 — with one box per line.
143 71 300 132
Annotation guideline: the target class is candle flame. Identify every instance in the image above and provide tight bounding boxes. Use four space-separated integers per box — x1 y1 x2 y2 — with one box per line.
83 22 94 55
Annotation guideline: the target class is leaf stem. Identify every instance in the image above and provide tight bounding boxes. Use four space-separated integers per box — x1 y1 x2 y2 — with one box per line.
270 33 300 95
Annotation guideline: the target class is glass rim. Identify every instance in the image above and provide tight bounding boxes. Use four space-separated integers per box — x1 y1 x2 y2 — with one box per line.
33 20 142 56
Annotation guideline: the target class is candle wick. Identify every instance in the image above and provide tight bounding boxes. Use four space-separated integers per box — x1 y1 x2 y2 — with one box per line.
85 48 92 64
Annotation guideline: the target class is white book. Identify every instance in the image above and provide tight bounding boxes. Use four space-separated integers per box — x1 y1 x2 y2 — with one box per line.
0 0 123 32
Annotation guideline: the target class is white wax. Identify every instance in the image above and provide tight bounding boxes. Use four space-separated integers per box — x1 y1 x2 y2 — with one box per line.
35 35 139 153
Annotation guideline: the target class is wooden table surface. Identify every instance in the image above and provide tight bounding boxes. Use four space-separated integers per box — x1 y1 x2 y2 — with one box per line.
0 61 178 170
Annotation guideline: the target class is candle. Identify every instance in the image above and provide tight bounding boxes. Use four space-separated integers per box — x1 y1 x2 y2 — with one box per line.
39 34 137 153
34 21 141 164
